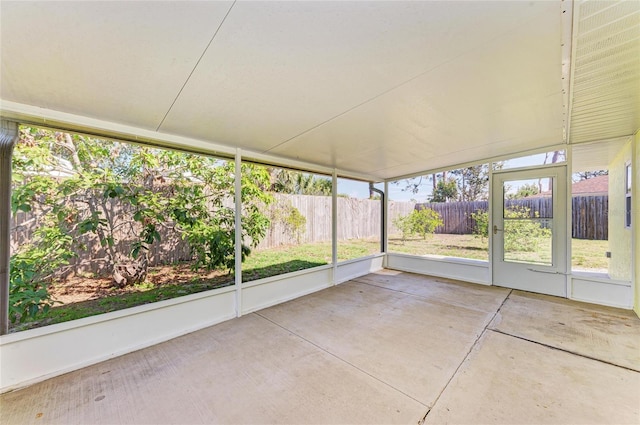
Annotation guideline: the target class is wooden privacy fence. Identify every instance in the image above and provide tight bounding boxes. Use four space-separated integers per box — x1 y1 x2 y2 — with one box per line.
571 196 608 240
10 194 609 274
11 194 409 274
257 194 414 248
416 201 488 235
416 196 608 240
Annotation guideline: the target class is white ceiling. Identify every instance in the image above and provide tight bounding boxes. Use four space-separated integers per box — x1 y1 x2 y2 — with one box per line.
1 1 638 181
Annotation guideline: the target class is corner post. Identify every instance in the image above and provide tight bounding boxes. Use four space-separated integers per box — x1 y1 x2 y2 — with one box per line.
234 148 243 317
0 120 19 335
332 169 338 285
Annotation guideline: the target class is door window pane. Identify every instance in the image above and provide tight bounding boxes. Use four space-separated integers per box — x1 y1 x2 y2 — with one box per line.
502 177 553 265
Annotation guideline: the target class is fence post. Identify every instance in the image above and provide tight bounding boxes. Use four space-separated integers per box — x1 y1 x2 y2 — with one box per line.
0 120 19 335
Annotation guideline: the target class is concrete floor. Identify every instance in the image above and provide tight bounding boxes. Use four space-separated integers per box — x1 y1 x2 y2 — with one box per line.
1 270 639 424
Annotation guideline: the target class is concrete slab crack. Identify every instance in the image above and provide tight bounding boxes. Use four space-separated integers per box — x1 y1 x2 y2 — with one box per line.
422 289 513 421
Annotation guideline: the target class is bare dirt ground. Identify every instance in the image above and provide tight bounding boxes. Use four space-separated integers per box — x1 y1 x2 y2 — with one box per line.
49 264 231 304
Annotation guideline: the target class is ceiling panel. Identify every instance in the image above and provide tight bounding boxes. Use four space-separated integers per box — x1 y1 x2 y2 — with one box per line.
0 1 233 129
269 3 564 179
158 1 558 157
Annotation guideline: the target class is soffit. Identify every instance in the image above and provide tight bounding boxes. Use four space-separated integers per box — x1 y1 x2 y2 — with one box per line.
569 0 640 145
572 137 631 172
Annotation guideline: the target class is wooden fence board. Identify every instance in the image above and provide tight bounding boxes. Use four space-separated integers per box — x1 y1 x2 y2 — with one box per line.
416 196 607 240
10 194 608 274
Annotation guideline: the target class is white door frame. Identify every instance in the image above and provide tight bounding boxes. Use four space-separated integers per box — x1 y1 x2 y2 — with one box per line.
491 165 568 297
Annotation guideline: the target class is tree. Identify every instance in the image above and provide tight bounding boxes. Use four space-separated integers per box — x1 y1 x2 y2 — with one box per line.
573 170 608 182
394 163 497 202
273 200 307 244
544 150 565 165
451 164 491 201
430 178 458 202
507 183 539 199
295 173 332 196
10 127 272 322
268 168 331 196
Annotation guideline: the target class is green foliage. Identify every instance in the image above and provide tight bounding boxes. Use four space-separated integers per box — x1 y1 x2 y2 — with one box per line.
269 168 332 195
470 209 489 239
10 127 273 322
507 183 539 199
468 206 550 251
283 206 307 244
430 179 458 202
395 164 495 202
392 208 443 242
503 206 551 252
9 226 73 323
412 208 443 239
392 215 414 243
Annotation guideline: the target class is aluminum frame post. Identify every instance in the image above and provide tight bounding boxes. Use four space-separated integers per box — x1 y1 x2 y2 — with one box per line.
0 120 19 335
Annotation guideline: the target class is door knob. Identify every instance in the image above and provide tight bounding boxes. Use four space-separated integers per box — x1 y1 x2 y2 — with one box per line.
493 225 502 235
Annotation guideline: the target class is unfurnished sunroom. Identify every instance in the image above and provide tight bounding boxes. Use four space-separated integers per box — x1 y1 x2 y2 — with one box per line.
0 1 639 423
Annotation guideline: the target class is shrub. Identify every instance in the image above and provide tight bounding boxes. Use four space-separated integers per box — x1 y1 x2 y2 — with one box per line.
393 215 414 243
9 226 73 323
503 206 551 252
412 208 443 239
392 208 443 242
470 209 489 240
284 207 307 244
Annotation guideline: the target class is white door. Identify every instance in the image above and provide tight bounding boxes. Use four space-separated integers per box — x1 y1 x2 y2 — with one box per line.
492 166 567 297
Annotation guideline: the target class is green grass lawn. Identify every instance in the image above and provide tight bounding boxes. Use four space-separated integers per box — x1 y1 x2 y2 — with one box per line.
389 234 608 270
388 234 489 260
13 235 610 331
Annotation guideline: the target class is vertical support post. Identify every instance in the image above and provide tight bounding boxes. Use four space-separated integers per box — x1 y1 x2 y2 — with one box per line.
332 169 338 285
0 120 19 335
565 146 573 297
487 162 495 285
234 149 242 317
369 182 386 254
631 133 638 315
383 181 389 267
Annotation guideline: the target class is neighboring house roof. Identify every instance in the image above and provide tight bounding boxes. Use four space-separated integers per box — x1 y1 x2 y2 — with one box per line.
571 175 608 196
527 175 608 198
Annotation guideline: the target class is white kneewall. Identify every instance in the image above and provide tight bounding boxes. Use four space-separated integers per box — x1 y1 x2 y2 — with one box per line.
386 253 490 285
241 265 333 314
0 259 383 393
570 274 633 309
0 286 236 393
335 254 385 284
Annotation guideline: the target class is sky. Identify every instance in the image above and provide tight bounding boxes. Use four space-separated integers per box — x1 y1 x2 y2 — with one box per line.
338 151 565 202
